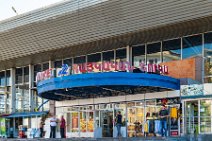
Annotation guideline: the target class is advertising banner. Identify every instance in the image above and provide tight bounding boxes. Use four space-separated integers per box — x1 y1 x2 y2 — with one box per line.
0 118 6 137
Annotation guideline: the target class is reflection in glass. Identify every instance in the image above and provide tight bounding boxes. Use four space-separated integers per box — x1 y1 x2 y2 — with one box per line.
0 71 5 86
103 51 114 62
185 101 198 134
73 56 86 74
15 86 29 112
43 63 49 71
54 60 62 68
87 53 101 72
6 70 11 86
132 45 145 67
204 32 212 78
24 66 29 83
15 68 22 84
162 39 181 62
116 48 126 62
34 64 41 82
147 42 161 64
116 48 127 71
200 100 211 133
64 58 72 74
103 51 114 72
182 35 202 59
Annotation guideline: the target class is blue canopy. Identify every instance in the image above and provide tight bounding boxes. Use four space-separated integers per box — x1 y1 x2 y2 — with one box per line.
37 72 180 100
5 111 48 118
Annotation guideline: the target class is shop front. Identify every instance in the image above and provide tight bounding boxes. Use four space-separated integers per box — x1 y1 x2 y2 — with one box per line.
55 97 180 138
37 59 180 138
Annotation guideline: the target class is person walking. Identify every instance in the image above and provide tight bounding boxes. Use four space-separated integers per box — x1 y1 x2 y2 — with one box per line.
49 115 57 138
39 120 45 138
159 105 169 137
115 111 122 137
60 115 66 138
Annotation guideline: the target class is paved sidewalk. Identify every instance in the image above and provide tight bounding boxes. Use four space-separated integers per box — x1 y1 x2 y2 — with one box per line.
0 135 210 141
0 137 185 141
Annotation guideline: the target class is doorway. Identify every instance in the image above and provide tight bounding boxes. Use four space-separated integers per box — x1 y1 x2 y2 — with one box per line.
101 111 113 137
185 100 198 134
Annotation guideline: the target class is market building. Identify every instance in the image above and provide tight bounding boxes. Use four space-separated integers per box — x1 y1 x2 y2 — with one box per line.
0 0 212 138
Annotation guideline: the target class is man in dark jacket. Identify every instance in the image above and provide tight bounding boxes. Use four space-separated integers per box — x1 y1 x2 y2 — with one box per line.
159 105 169 137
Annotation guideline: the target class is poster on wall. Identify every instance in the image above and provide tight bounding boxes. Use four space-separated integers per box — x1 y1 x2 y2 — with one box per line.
72 113 78 132
169 108 179 136
181 84 203 97
0 118 6 137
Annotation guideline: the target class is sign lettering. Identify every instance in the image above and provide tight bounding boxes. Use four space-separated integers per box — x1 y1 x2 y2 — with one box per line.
36 61 169 83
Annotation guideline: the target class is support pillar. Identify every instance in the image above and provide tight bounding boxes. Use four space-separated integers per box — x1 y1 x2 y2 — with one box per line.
11 68 16 113
49 60 55 116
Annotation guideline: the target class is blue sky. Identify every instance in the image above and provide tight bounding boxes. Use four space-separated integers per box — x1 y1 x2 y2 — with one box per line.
0 0 63 21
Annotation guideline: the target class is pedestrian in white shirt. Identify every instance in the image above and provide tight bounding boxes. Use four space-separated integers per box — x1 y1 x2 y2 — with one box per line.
49 115 57 138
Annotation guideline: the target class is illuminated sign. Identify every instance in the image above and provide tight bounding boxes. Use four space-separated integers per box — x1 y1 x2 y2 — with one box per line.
73 61 168 74
58 64 69 76
36 61 168 83
36 68 54 83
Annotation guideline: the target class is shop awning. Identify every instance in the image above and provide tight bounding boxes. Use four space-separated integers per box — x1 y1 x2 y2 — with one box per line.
37 72 180 101
5 111 48 118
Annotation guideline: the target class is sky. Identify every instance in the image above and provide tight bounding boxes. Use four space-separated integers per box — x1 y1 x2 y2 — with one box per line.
0 0 64 21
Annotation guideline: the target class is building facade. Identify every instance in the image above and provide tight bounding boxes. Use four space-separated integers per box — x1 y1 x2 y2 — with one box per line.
0 0 212 138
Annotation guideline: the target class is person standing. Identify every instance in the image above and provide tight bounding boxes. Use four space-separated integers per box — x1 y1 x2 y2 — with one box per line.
39 120 45 138
159 105 169 137
49 115 57 138
60 115 66 138
115 111 122 137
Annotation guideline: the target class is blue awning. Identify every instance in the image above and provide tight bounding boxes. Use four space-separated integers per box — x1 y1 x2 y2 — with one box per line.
37 72 180 100
5 111 48 118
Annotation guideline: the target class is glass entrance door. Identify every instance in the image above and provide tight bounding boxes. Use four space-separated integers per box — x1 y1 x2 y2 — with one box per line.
185 100 199 134
101 110 113 137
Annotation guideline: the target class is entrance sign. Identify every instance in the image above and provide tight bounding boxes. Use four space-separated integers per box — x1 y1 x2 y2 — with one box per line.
36 68 54 83
36 61 168 83
58 64 69 76
73 61 168 74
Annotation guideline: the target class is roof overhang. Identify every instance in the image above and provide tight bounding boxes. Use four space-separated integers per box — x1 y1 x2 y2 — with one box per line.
37 72 180 101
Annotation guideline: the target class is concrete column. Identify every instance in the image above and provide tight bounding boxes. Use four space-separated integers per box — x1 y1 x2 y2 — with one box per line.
11 68 16 113
126 45 132 72
49 60 55 116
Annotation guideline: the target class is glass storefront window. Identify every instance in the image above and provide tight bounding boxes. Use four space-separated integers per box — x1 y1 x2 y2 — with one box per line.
87 53 101 73
200 100 211 133
185 101 198 134
73 56 86 74
34 64 41 82
182 35 202 59
43 63 49 71
162 39 181 62
54 60 62 68
103 50 114 62
103 50 115 72
147 42 161 64
80 107 87 132
0 71 5 86
0 94 5 114
6 70 11 86
116 48 127 71
132 45 145 67
204 32 212 81
6 87 11 113
64 58 72 74
116 48 126 62
72 111 79 132
15 68 22 84
24 66 29 83
15 85 30 112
